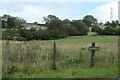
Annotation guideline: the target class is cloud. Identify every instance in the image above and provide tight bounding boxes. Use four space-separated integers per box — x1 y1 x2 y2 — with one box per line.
0 3 72 23
17 5 54 16
0 1 118 23
0 0 118 2
91 1 118 23
19 5 70 22
11 4 72 23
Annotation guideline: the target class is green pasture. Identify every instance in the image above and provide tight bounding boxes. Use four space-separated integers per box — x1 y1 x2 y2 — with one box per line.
3 67 118 78
1 36 119 78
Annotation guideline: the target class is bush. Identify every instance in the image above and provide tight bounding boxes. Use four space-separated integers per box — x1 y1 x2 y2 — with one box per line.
19 29 33 40
103 26 116 35
66 26 78 36
17 37 26 41
91 25 101 34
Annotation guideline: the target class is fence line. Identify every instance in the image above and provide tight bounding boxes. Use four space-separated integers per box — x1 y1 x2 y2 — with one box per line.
3 41 118 73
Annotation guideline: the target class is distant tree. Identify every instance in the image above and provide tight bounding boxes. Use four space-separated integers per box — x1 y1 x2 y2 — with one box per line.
19 29 33 40
91 25 101 34
6 17 17 28
100 22 103 25
2 28 19 40
43 15 63 30
110 20 118 28
71 20 89 35
2 15 25 29
104 21 110 26
117 27 120 35
83 15 98 27
2 20 7 28
103 26 116 35
62 19 71 27
65 26 78 36
33 30 42 40
34 22 38 25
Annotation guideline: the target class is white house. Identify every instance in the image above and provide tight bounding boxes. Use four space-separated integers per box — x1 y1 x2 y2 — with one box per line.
22 23 47 30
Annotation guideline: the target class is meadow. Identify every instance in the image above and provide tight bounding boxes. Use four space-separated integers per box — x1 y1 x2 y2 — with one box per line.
1 36 119 78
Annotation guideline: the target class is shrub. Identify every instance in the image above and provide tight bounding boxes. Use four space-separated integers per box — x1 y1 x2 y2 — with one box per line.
91 25 101 34
17 37 26 41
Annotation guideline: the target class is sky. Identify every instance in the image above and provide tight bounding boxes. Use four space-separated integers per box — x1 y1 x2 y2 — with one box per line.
0 0 119 23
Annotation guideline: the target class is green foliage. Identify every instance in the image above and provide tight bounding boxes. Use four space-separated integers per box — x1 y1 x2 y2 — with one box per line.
17 37 26 41
19 29 33 40
71 20 89 35
83 15 98 27
91 25 101 34
2 14 120 41
2 29 18 40
3 67 118 78
88 32 97 36
6 17 17 28
65 26 78 36
30 27 36 32
110 20 118 28
116 27 120 35
2 20 7 28
102 26 116 35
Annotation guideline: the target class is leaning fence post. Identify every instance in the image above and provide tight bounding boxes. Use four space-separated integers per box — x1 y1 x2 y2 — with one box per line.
6 41 9 73
53 42 56 70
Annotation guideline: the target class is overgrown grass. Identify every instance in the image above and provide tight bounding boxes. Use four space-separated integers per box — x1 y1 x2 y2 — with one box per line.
53 36 118 43
2 36 118 78
3 67 118 78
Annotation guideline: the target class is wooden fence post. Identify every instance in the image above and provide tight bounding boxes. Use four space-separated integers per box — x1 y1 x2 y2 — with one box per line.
6 41 9 73
53 42 56 70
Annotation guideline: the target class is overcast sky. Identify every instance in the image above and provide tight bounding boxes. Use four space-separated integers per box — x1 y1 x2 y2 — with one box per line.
0 0 119 23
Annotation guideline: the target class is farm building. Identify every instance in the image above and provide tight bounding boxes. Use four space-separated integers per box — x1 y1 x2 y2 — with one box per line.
22 22 47 30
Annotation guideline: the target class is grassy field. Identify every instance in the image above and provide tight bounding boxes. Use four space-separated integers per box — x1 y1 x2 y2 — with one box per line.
1 36 119 78
3 67 118 78
53 36 118 43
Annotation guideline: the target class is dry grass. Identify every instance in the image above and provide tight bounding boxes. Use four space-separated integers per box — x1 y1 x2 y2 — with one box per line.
2 36 118 73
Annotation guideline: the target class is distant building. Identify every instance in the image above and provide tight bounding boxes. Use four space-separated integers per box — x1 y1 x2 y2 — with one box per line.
22 23 47 30
118 1 120 23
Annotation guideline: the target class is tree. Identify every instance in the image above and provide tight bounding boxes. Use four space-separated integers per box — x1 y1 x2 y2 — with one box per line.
2 15 25 29
100 22 103 25
62 19 71 27
6 17 17 28
43 15 63 30
110 20 118 28
2 29 15 40
104 21 110 26
117 27 120 35
2 20 7 28
71 20 89 35
19 29 33 40
91 25 101 34
83 15 98 27
65 26 78 36
103 26 116 35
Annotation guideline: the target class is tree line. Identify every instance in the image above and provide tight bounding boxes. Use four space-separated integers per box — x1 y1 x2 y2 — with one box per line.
1 14 120 41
